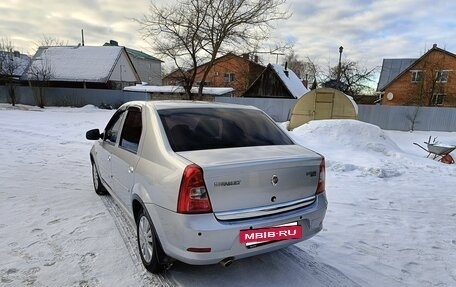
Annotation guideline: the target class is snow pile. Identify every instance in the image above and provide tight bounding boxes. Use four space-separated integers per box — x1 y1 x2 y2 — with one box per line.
289 119 408 178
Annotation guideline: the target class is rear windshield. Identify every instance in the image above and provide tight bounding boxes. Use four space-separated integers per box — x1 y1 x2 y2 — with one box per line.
158 108 294 152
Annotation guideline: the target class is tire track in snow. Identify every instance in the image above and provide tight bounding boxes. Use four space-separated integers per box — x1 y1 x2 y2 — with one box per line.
100 195 176 287
280 246 362 287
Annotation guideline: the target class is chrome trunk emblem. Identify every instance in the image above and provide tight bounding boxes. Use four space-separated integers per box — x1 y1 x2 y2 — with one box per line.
271 175 279 186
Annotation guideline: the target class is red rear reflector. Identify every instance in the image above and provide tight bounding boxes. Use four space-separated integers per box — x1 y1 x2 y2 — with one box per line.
187 247 211 253
316 158 325 194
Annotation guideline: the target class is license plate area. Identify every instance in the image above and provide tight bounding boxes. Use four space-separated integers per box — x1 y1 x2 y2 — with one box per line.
240 222 302 248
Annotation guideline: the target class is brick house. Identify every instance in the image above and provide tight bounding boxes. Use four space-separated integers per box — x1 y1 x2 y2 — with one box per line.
377 44 456 107
163 53 265 97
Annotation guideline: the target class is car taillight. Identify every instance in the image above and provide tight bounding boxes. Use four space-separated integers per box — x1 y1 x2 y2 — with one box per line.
316 158 325 194
177 164 213 214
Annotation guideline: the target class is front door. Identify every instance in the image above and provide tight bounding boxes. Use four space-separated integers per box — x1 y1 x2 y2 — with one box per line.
314 90 335 120
110 107 143 211
97 110 126 191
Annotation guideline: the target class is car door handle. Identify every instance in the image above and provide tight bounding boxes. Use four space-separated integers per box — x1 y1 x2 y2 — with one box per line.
128 166 134 173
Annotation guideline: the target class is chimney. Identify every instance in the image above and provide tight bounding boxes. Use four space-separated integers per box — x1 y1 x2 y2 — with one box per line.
242 53 249 60
433 43 437 49
284 61 289 77
110 40 119 46
13 51 20 58
254 55 258 63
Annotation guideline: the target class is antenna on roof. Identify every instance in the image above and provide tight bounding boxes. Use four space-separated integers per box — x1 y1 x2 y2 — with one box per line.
81 29 85 46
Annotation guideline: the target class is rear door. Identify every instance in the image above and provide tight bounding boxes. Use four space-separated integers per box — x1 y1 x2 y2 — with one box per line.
110 107 142 210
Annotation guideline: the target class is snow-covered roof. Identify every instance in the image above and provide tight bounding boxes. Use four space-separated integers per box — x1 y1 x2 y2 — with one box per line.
25 46 132 82
124 85 234 96
270 64 308 99
0 51 30 78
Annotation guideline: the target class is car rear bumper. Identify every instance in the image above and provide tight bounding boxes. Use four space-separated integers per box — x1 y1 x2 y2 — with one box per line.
145 192 327 265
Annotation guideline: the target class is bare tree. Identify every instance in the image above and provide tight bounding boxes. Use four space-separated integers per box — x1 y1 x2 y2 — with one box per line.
0 38 22 106
138 0 290 100
27 59 53 108
323 60 377 96
34 35 69 48
283 50 319 89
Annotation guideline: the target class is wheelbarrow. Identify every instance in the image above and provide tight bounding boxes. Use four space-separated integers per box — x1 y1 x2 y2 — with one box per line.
413 136 455 164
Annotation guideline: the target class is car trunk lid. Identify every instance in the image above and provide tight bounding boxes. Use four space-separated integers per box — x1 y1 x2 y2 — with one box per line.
177 145 323 218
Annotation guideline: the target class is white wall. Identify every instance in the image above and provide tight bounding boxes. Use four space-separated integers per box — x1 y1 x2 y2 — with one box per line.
109 52 138 82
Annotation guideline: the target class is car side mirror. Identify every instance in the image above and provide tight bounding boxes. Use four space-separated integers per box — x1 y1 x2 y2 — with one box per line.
86 129 101 140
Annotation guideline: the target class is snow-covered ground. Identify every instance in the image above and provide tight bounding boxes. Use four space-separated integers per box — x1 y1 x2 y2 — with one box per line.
0 104 455 287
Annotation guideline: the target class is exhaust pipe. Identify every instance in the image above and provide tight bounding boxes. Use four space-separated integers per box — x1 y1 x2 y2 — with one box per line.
219 257 234 267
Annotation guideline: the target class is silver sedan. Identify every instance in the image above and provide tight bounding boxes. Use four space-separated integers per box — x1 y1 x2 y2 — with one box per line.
86 101 327 273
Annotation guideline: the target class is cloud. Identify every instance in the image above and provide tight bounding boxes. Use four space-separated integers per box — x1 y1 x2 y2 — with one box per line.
271 0 456 70
1 0 456 88
1 0 150 54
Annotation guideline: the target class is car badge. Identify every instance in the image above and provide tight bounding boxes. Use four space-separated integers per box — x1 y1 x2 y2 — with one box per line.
271 175 279 186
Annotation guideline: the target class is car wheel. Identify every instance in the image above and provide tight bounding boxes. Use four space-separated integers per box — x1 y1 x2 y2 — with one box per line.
91 161 107 195
137 209 164 273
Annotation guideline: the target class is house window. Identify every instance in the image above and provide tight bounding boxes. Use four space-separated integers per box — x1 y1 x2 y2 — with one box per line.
196 81 210 86
435 70 449 83
224 73 235 83
431 94 445 106
411 70 423 82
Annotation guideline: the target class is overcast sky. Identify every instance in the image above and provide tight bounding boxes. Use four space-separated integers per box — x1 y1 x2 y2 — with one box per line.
1 0 455 80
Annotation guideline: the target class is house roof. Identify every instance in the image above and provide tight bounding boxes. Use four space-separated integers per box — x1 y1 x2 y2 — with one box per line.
123 85 234 96
269 64 308 98
0 51 30 78
24 45 138 83
103 40 162 62
377 45 456 91
377 58 416 91
125 47 162 62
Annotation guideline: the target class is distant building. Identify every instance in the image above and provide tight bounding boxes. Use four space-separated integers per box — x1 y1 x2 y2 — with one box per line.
104 40 162 85
243 64 308 99
0 50 30 81
163 53 265 97
377 44 456 107
23 45 140 89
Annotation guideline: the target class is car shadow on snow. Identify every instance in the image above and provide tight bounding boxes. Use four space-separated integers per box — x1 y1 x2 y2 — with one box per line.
168 245 360 287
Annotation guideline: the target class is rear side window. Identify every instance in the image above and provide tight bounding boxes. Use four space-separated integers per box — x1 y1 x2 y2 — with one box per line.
119 108 142 153
159 108 293 152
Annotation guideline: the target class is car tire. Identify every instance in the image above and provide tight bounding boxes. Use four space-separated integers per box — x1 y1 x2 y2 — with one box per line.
91 161 107 195
137 208 164 273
